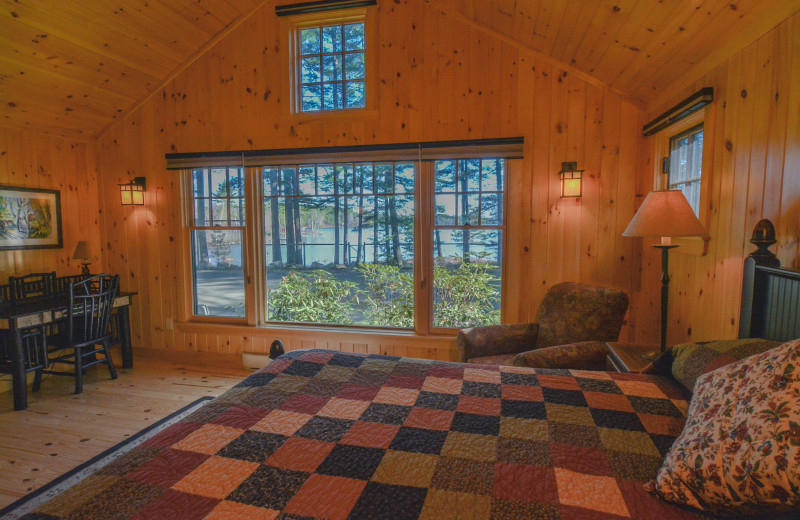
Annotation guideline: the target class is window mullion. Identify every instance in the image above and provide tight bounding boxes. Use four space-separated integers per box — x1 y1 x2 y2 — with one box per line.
415 160 433 336
245 167 265 326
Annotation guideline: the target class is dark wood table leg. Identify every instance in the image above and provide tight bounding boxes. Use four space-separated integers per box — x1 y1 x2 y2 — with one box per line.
119 306 133 369
11 323 27 411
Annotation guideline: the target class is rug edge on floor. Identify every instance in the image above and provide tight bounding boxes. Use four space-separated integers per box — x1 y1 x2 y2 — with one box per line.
0 396 215 520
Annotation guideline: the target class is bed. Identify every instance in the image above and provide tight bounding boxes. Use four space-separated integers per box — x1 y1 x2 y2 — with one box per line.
23 259 800 519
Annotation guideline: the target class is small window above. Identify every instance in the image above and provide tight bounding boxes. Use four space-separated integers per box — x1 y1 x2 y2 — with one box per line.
298 22 366 111
667 123 703 216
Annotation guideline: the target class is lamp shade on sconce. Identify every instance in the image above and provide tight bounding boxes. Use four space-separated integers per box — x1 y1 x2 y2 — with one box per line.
558 162 583 198
622 190 706 239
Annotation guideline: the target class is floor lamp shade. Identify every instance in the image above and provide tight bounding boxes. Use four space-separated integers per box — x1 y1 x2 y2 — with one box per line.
623 190 706 239
622 190 705 359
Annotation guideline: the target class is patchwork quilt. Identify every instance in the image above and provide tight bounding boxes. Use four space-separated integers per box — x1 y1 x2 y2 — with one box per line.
27 349 711 520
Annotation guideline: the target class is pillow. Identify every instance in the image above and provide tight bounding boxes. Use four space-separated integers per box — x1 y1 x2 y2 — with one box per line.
646 338 800 516
646 338 781 392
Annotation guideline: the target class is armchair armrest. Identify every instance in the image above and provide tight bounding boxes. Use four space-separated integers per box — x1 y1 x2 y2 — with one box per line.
456 323 539 362
512 341 609 370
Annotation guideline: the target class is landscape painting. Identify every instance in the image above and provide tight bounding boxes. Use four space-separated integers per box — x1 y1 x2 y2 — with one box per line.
0 186 62 250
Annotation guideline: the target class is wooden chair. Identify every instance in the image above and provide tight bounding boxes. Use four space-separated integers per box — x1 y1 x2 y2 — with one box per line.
9 271 56 302
43 274 120 394
0 283 47 393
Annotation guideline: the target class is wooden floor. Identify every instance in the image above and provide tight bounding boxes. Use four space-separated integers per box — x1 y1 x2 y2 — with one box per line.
0 350 251 508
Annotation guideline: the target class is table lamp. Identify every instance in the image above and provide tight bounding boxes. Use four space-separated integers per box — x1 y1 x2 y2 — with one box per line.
72 241 92 276
622 190 706 359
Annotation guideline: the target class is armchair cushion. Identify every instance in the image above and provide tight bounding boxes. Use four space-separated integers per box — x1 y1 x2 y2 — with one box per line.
457 323 538 362
536 282 629 348
512 341 610 370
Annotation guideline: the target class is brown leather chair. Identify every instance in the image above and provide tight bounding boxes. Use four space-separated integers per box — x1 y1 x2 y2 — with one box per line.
457 282 629 367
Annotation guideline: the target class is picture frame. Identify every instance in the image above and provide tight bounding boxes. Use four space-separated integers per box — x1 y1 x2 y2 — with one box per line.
0 185 63 250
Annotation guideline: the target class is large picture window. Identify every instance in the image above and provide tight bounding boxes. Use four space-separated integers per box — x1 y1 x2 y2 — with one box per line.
175 142 517 332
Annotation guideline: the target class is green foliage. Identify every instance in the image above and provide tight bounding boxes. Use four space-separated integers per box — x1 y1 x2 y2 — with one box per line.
268 270 356 324
357 264 413 328
433 260 500 328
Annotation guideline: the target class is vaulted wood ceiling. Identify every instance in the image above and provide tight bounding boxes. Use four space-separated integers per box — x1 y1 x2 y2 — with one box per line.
1 0 799 140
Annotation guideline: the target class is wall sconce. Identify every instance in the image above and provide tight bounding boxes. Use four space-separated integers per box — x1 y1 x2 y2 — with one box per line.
119 177 146 205
559 162 583 198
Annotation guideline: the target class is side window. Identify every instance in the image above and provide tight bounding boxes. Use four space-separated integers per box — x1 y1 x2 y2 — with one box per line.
667 123 703 216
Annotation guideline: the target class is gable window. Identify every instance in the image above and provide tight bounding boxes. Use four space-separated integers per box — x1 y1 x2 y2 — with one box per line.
171 139 520 332
297 22 366 111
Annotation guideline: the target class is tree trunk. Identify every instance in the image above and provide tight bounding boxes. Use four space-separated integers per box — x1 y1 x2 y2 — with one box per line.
356 171 364 264
383 197 391 264
284 170 296 264
293 197 303 265
270 170 282 264
460 166 471 262
389 195 402 266
334 171 340 265
373 197 378 263
496 159 503 265
435 230 443 259
194 171 209 265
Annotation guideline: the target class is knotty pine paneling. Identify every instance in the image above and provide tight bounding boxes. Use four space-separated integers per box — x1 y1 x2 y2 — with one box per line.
0 127 102 280
638 13 800 345
96 0 654 360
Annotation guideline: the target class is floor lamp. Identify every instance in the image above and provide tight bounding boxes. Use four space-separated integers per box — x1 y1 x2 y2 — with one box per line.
623 190 706 360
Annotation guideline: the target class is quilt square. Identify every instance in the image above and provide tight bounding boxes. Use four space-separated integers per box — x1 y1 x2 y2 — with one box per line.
597 428 661 457
127 489 219 520
421 376 463 394
318 397 371 420
337 383 381 401
339 421 401 449
360 403 412 425
172 456 259 499
142 422 205 449
497 438 551 466
461 381 502 398
415 391 459 411
549 443 612 477
284 474 367 520
329 352 366 368
637 413 685 436
374 386 421 406
216 431 287 463
441 431 497 462
404 407 455 431
548 423 603 449
451 412 500 435
536 374 581 391
613 379 668 399
210 405 270 430
605 450 664 482
576 377 622 394
583 391 635 412
125 449 210 488
250 410 313 437
316 365 357 383
554 468 629 517
418 489 492 520
463 367 502 384
500 372 540 386
279 393 330 415
234 373 277 388
542 387 588 407
264 437 335 472
590 409 646 432
203 501 279 520
501 400 546 420
545 403 595 426
348 481 428 520
171 424 243 456
499 417 549 441
372 450 439 488
227 465 309 510
627 396 684 417
296 416 354 442
282 360 325 378
385 373 426 390
317 444 385 480
501 384 543 402
457 395 501 416
428 364 464 379
431 457 494 495
298 350 336 364
490 499 559 520
389 426 448 455
493 462 558 503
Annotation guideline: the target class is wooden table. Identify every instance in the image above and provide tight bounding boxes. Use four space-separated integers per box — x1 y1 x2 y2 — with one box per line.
605 343 659 373
1 292 136 411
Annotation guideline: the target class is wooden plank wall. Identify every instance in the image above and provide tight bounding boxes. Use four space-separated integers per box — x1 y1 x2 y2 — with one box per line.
0 127 102 281
94 0 652 361
638 12 800 345
0 126 102 391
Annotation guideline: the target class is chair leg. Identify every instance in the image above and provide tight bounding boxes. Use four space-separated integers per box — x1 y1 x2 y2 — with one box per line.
104 340 118 380
33 368 42 393
74 348 83 395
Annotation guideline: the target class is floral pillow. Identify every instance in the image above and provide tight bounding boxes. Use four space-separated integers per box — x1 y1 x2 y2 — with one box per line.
646 338 800 516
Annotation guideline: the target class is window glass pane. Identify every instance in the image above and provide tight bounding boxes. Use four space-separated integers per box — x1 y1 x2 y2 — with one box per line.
300 28 320 55
432 229 502 328
191 229 245 318
344 23 365 51
322 24 342 53
301 85 322 111
460 160 481 192
263 161 415 328
194 199 210 226
344 53 365 80
192 169 208 197
345 81 365 108
322 54 342 82
323 83 343 110
435 161 456 192
480 194 500 225
435 194 457 225
301 57 321 83
668 124 703 216
298 166 316 195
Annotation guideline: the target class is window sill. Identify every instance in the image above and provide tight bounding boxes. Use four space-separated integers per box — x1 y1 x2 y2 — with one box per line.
280 108 379 124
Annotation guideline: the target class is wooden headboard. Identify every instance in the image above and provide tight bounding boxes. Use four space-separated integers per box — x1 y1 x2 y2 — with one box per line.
739 257 800 341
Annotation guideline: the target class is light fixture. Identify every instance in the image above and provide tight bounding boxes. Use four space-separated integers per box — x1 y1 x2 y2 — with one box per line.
119 177 146 206
72 241 92 276
558 161 583 198
622 190 706 359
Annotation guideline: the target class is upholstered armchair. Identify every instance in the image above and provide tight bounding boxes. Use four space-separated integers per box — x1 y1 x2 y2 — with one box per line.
457 282 629 367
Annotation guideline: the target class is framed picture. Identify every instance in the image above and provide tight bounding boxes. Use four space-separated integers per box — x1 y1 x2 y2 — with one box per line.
0 186 62 250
